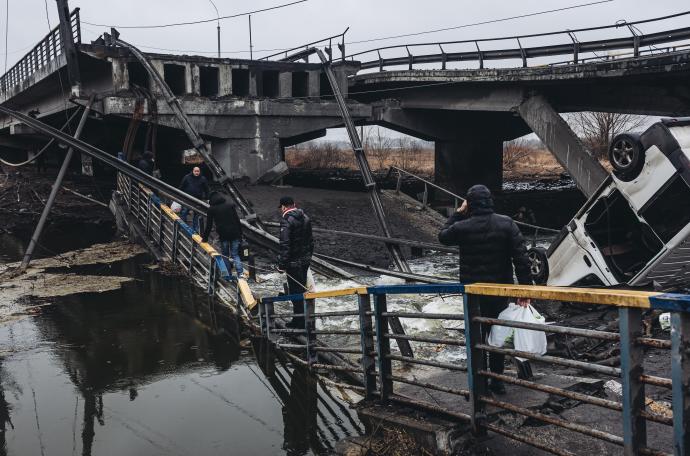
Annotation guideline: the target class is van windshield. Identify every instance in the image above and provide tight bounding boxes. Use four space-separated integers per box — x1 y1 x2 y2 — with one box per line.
584 190 663 282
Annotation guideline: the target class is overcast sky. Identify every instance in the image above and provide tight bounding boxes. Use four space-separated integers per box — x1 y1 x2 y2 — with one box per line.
2 0 687 140
3 0 687 67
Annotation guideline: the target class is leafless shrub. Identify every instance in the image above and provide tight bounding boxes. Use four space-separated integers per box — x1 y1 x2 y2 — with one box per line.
363 127 394 170
503 138 533 170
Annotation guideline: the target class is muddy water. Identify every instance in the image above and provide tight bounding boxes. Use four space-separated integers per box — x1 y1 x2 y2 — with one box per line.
0 256 361 455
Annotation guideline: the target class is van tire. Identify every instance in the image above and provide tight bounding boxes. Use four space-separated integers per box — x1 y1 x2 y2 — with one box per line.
609 134 645 181
527 247 549 285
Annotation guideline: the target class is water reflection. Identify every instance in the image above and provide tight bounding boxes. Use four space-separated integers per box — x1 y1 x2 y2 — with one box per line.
0 259 361 455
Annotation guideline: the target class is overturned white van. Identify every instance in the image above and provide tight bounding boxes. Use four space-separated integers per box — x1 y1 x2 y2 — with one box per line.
528 118 690 292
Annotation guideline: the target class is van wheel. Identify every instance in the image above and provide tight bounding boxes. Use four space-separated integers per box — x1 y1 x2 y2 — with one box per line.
609 134 645 181
527 247 549 285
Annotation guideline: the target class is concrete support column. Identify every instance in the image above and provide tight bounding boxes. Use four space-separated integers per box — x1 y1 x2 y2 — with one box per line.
249 70 259 97
307 71 320 98
190 65 201 96
435 136 503 196
218 65 232 96
111 58 129 92
149 60 165 96
279 72 292 98
211 136 283 182
517 93 608 198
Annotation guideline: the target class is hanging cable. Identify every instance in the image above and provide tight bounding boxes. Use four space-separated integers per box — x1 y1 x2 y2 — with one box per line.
0 108 82 167
82 0 307 29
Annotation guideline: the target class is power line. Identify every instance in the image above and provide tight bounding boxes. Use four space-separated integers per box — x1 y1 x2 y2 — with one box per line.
82 0 308 29
347 0 615 45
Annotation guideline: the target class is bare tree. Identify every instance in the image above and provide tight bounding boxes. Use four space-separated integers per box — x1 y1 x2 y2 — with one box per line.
503 137 533 171
569 112 647 160
395 136 423 171
363 126 394 170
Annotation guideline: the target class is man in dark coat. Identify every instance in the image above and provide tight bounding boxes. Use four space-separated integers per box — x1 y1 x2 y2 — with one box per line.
202 192 243 279
179 166 210 232
277 196 314 328
438 184 532 394
136 151 155 176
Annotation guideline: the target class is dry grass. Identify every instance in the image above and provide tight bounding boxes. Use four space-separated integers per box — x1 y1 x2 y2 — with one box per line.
287 139 577 180
286 144 434 175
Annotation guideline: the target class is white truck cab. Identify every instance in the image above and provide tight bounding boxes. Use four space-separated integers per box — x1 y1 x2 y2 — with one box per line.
529 118 690 291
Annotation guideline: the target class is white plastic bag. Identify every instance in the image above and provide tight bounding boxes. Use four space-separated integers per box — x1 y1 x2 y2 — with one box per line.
488 303 547 356
170 201 182 213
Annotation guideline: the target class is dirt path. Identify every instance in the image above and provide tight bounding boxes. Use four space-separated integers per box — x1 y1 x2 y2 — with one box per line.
241 185 445 268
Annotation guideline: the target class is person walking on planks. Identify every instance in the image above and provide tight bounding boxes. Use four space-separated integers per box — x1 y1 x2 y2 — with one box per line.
438 184 533 395
202 192 243 280
277 196 314 328
179 166 210 233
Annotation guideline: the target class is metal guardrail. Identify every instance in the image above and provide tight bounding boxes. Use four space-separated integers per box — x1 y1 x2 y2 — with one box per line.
347 11 690 71
115 172 252 312
388 166 561 235
260 28 349 62
257 282 690 455
0 8 80 95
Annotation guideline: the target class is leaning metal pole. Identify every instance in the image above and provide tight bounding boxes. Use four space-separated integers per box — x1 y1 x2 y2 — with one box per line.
314 49 412 274
314 49 414 357
19 97 94 272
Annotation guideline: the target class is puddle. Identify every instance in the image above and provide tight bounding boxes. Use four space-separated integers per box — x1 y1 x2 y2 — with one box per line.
0 256 361 455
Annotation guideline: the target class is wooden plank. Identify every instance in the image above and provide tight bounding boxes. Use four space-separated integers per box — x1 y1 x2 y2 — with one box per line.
238 278 257 310
464 283 660 308
304 287 368 300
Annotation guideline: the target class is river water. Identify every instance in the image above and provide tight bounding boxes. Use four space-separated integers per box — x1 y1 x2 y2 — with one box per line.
0 249 362 455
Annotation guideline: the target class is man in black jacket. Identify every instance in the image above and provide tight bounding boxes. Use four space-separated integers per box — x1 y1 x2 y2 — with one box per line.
202 192 243 279
136 151 155 176
179 166 210 232
439 184 532 394
277 196 314 328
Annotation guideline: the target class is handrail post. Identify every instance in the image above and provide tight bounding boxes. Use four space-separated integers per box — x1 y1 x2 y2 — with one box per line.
207 256 216 295
258 300 266 336
265 301 275 341
305 297 317 365
475 41 484 69
464 292 488 437
620 307 646 454
188 240 196 274
374 293 393 401
171 221 179 263
422 183 428 209
672 312 690 455
358 293 377 400
395 171 402 194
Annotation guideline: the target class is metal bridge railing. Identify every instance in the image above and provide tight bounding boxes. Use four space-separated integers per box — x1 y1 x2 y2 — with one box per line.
0 8 80 97
115 172 253 312
387 165 561 236
347 11 690 71
258 282 690 455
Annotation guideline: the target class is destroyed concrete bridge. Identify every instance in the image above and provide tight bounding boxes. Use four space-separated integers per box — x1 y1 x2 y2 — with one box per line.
2 8 690 199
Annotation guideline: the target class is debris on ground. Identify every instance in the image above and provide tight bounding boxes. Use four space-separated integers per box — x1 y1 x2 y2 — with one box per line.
0 241 147 324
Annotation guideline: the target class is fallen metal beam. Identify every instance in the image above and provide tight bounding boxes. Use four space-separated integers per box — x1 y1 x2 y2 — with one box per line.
19 97 93 272
263 221 458 253
314 253 455 284
314 48 411 274
314 48 415 357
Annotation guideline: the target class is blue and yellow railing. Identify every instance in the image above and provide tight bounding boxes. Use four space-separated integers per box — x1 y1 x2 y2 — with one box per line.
115 173 257 310
258 282 690 456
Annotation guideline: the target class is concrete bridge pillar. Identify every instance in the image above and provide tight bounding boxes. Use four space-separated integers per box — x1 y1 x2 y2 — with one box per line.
435 137 503 196
517 93 608 198
211 137 283 181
